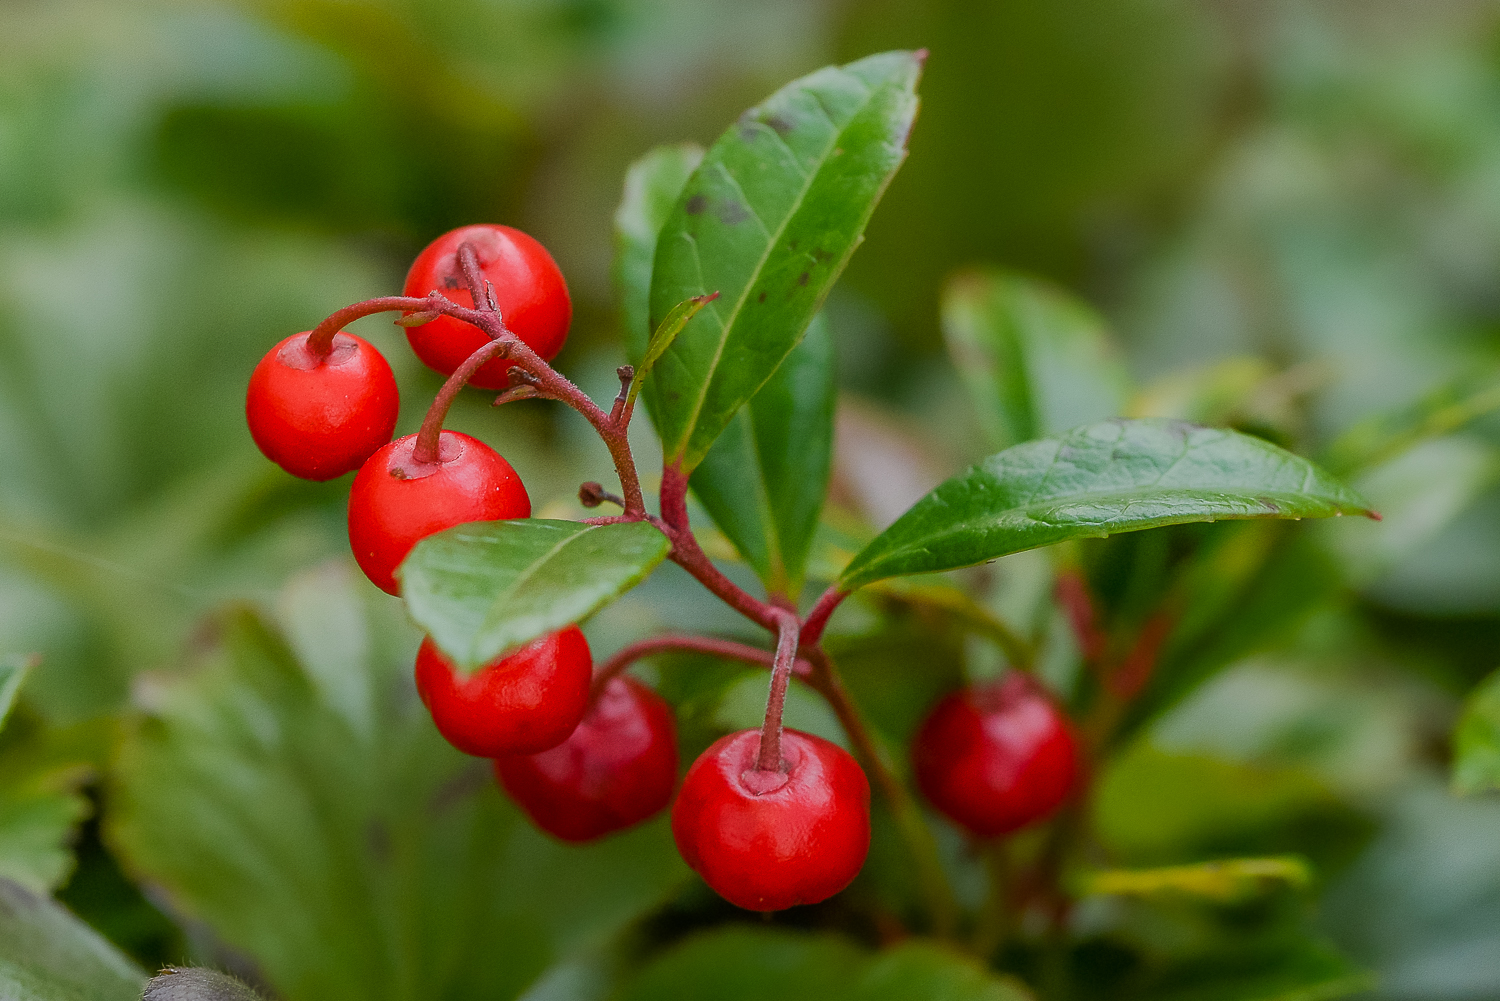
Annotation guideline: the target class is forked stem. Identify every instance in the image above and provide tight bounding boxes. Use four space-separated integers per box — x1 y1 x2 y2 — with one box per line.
756 610 801 772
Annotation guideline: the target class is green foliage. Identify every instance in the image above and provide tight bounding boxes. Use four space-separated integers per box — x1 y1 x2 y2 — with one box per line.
0 658 95 894
1453 667 1500 796
110 568 686 1001
627 295 718 410
690 315 837 597
0 878 143 1001
839 419 1373 591
1078 857 1312 904
942 268 1131 451
400 520 670 671
615 927 1031 1001
647 51 921 470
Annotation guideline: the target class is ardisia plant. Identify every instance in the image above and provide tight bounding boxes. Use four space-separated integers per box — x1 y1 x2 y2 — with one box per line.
242 48 1379 953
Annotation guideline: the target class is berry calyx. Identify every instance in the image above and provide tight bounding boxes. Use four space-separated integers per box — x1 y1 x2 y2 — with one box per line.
495 676 678 841
245 331 399 480
671 728 870 912
346 430 529 594
911 673 1079 838
403 224 571 389
415 627 592 756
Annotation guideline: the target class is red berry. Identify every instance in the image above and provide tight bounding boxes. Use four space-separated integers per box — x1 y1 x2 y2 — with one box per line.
347 430 529 595
403 224 571 389
245 331 399 480
911 674 1079 838
415 627 591 756
671 729 870 912
495 676 678 842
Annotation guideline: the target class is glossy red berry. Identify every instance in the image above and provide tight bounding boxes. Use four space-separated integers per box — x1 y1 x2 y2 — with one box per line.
415 627 591 757
403 224 571 389
671 729 870 912
245 331 399 480
911 673 1079 838
347 430 529 595
495 676 678 842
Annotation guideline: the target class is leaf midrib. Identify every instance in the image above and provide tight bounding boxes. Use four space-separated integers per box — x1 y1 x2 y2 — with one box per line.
472 524 593 641
864 483 1357 558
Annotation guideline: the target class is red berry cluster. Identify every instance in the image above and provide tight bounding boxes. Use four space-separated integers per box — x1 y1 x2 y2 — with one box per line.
245 222 1081 914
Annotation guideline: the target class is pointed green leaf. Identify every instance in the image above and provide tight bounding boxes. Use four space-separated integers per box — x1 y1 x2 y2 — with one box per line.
627 293 718 410
399 520 670 671
0 879 144 1001
1453 667 1500 796
690 314 836 596
839 419 1376 591
649 50 921 470
942 269 1131 450
614 143 705 378
0 656 34 733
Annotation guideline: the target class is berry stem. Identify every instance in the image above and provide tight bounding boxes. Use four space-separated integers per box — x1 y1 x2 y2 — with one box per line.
658 466 781 631
804 646 959 938
589 633 812 699
455 242 493 314
411 338 515 465
306 295 442 356
800 584 850 647
755 609 801 773
304 293 648 514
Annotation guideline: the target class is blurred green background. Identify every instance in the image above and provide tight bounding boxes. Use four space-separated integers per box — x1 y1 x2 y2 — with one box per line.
3 0 1500 997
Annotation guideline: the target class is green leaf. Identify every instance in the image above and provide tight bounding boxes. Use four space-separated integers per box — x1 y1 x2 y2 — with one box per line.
1453 666 1500 796
1322 363 1500 475
614 927 1031 1001
0 658 94 894
111 568 687 1001
399 520 671 671
839 419 1375 592
648 50 922 470
626 294 718 410
1078 857 1312 903
689 314 836 596
615 143 705 378
942 268 1131 450
0 878 144 1001
0 655 35 732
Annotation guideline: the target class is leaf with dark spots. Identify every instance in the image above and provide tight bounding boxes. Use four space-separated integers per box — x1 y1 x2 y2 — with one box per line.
717 200 750 225
839 419 1376 590
648 50 923 470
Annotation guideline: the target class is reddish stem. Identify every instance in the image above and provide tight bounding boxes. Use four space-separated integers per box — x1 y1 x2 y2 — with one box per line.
756 610 801 772
590 633 812 699
800 584 850 646
803 647 959 936
455 242 492 314
411 338 515 465
658 465 780 630
302 292 646 514
1055 569 1106 664
306 295 440 356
